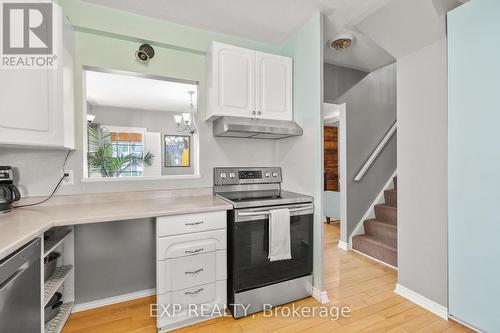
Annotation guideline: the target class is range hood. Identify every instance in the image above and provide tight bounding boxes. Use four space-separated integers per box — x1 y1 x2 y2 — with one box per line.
213 116 303 139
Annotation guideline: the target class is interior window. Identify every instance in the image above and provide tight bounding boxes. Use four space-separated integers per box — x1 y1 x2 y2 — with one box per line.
83 68 199 179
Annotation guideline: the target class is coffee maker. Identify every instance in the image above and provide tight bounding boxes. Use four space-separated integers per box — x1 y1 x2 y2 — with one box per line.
0 166 21 212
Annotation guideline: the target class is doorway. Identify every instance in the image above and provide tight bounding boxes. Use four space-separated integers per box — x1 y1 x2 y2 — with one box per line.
323 103 347 247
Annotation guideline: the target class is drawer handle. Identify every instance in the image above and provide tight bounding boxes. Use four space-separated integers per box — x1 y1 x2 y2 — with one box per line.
185 268 204 275
185 248 204 254
185 288 204 295
185 221 204 226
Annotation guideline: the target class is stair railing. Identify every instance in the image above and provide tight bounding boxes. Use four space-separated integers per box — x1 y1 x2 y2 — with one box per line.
354 121 397 182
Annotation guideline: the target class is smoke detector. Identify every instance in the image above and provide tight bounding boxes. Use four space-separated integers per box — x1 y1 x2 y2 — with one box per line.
328 34 355 51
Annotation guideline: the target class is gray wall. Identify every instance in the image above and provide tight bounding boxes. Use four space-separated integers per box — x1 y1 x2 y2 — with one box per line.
324 63 368 102
334 63 397 242
74 219 155 303
91 105 195 176
397 39 448 307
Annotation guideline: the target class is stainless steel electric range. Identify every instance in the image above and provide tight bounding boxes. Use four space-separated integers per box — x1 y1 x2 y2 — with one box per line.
214 167 314 319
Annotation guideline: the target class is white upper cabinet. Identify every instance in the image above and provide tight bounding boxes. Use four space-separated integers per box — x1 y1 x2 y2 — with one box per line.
206 42 292 121
255 52 292 121
209 43 255 118
0 5 75 149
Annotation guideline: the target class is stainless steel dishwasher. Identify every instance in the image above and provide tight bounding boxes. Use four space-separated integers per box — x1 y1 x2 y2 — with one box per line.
0 238 41 333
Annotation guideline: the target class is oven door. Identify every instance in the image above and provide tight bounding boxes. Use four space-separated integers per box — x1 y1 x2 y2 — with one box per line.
229 203 313 293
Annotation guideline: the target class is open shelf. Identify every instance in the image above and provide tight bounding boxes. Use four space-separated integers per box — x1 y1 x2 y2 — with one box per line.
44 265 73 306
44 302 74 333
44 227 72 256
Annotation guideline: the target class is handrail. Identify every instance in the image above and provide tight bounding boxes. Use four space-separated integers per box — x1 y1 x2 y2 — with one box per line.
354 121 397 182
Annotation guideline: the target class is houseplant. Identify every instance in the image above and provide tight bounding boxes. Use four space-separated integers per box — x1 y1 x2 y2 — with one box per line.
87 122 154 177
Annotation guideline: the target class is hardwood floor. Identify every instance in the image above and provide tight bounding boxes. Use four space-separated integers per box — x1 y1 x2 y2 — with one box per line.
63 223 472 333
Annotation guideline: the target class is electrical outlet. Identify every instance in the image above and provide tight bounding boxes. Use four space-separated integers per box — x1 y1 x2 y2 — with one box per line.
62 170 74 185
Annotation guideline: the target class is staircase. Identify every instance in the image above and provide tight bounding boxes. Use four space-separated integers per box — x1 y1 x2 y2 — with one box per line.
352 176 397 267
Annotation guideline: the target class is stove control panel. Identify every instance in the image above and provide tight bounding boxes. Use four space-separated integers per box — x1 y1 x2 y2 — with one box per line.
239 170 262 180
214 167 282 185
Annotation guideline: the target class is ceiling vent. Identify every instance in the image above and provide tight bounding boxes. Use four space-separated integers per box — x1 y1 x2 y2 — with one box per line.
328 34 355 50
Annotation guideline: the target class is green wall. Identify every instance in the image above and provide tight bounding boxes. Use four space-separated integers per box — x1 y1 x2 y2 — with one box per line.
448 0 500 330
56 0 326 295
58 0 283 151
278 13 324 291
59 0 278 54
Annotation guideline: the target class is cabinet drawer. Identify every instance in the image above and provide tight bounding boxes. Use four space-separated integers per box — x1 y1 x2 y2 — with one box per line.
158 280 226 307
158 252 215 294
157 211 226 237
157 229 226 260
158 250 227 294
157 280 226 330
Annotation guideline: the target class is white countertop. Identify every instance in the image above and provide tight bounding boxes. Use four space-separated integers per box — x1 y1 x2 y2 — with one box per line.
0 191 232 260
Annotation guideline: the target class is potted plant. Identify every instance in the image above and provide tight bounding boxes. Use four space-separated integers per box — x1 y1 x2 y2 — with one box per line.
87 122 154 177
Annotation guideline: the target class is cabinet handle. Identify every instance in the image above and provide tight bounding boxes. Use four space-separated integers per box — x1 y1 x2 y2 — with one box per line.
185 248 204 254
185 268 204 275
185 221 204 226
257 110 262 116
251 110 256 117
185 288 204 295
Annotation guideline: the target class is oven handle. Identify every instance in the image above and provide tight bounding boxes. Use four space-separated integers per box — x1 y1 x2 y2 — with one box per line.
237 206 312 217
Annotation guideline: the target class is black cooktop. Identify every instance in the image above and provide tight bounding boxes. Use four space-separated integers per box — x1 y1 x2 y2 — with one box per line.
217 190 313 209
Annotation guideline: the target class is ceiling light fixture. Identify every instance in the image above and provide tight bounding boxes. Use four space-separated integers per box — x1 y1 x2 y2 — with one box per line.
86 114 96 123
174 91 197 135
328 34 355 51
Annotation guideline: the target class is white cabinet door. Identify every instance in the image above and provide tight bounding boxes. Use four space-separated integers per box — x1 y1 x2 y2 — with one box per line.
255 52 292 121
208 42 255 119
0 69 59 146
0 5 74 149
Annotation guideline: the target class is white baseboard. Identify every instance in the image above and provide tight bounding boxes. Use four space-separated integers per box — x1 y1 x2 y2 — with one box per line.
349 170 397 243
394 284 448 320
449 314 483 333
337 240 352 251
73 288 156 313
312 287 330 305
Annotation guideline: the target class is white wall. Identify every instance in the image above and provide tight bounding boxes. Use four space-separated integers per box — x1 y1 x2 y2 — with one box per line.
397 38 448 307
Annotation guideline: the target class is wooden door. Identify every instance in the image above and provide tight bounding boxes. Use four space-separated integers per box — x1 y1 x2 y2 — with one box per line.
324 126 339 191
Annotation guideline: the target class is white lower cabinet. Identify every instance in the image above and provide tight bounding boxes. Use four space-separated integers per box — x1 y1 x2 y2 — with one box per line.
156 211 227 331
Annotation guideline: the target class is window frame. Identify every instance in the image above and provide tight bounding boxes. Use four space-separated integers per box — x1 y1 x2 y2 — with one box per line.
106 125 147 178
81 67 201 182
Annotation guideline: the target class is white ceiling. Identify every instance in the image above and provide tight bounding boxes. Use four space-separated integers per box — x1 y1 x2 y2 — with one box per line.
85 70 198 112
356 0 464 59
84 0 396 72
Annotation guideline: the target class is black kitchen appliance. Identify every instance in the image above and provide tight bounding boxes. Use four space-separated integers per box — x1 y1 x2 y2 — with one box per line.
0 166 21 212
214 167 313 319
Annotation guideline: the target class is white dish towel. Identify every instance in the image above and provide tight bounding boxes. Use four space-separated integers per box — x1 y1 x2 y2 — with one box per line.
268 208 292 261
